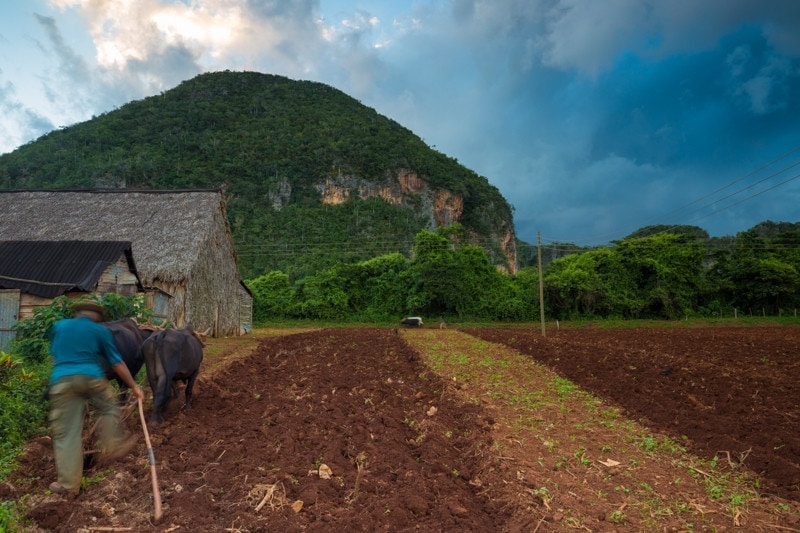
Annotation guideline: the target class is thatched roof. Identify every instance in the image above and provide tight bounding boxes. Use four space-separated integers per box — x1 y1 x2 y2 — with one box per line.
0 189 229 286
0 240 137 298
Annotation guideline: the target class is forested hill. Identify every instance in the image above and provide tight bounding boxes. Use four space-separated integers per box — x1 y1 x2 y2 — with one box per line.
0 71 515 279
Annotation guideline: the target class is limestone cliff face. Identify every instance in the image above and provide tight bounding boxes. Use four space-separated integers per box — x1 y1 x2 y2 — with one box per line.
312 169 518 273
268 177 292 210
315 169 462 229
432 190 463 227
498 227 517 274
397 169 425 194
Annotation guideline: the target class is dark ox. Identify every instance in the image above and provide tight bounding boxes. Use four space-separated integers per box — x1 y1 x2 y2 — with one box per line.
142 327 204 424
101 318 146 390
400 316 423 327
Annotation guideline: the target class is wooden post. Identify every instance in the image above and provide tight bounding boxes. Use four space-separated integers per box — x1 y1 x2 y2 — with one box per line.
537 232 545 337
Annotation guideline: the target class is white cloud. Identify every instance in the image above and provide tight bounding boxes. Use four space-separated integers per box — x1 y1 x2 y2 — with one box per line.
0 81 53 154
538 0 654 76
48 0 246 69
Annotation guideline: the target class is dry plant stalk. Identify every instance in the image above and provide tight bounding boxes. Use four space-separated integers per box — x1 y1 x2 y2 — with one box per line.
248 482 287 512
346 452 368 504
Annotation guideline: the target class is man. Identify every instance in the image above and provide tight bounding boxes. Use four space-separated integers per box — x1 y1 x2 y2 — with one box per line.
47 300 145 496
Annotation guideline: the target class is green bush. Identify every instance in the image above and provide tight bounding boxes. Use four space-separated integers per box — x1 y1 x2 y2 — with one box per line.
97 292 152 322
0 500 21 533
10 296 73 364
247 271 294 322
0 352 49 480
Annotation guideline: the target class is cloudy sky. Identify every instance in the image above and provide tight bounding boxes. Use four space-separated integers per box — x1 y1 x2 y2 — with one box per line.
1 1 799 246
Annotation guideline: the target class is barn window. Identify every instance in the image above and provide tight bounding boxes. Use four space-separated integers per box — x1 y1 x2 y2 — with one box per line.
145 288 172 326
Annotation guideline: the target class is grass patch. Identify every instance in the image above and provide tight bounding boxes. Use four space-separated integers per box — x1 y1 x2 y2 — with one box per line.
400 328 795 530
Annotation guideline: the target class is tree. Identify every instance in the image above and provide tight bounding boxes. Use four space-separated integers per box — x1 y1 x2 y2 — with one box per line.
450 245 506 318
544 248 641 319
349 253 410 320
615 234 704 319
728 257 799 314
246 271 294 321
403 230 456 315
718 228 800 314
293 267 350 319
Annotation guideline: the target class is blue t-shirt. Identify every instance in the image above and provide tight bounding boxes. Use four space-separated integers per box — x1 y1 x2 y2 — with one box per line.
49 316 124 384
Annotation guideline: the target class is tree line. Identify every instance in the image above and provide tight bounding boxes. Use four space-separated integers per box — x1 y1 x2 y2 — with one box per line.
247 223 800 323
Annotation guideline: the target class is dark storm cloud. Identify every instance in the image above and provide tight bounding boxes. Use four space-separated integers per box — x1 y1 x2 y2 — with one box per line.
376 1 800 244
587 25 800 175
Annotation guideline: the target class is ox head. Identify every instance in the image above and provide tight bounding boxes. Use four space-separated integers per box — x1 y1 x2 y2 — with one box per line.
185 325 211 346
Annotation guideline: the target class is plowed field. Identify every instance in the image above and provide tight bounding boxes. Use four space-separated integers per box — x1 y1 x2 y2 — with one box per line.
3 325 799 532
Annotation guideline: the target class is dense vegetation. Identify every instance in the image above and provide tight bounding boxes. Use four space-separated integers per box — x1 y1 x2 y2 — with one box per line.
0 71 513 278
249 222 800 323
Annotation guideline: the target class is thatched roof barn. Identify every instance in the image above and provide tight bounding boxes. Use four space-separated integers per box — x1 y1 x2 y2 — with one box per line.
0 189 252 337
0 240 141 350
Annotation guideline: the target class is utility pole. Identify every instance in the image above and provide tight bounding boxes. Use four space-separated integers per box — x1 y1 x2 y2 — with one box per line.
537 232 545 336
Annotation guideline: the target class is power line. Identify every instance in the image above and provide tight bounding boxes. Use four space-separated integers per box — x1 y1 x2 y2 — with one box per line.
634 145 800 228
233 230 800 252
682 170 800 226
232 234 800 267
542 144 800 245
603 168 800 246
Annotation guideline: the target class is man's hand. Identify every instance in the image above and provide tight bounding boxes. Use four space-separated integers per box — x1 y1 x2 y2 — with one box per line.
131 385 145 401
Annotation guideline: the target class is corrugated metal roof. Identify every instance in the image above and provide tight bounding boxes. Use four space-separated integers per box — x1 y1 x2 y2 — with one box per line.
0 240 136 298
